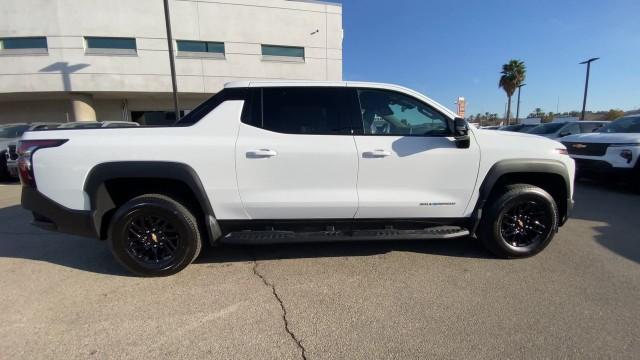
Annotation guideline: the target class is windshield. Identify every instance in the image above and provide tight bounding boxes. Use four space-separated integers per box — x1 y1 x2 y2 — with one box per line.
0 125 30 138
599 116 640 133
528 123 565 134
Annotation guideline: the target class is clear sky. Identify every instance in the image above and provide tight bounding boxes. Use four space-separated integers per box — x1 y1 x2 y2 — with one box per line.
339 0 640 117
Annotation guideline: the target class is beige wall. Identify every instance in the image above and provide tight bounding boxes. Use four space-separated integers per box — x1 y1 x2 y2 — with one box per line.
0 94 212 125
0 0 343 95
0 100 71 124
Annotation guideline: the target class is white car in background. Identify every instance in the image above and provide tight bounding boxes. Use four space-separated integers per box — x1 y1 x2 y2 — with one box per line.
561 115 640 189
527 121 607 140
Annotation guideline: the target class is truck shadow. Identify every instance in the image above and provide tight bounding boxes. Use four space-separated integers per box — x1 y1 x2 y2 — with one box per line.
196 237 491 266
0 205 131 276
0 205 492 276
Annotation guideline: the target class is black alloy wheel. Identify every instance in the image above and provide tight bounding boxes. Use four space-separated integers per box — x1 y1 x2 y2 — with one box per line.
108 194 202 276
480 184 559 258
125 214 181 268
499 200 551 248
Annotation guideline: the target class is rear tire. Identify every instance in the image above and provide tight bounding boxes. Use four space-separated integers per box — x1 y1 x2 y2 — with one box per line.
108 194 202 277
479 184 558 258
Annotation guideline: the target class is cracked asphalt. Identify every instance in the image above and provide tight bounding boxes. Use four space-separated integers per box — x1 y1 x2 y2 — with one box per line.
0 181 639 359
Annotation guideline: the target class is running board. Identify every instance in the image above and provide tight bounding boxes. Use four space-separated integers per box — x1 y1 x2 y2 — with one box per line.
221 226 470 245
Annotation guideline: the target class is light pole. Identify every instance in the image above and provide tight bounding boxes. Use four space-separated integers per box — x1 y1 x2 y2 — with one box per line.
515 83 526 124
163 0 180 121
580 57 599 120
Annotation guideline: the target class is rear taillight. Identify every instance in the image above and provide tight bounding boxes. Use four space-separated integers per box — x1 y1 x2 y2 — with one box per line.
17 139 68 187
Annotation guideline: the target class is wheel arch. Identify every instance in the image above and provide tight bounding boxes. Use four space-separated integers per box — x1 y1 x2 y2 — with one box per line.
83 161 221 244
470 159 572 235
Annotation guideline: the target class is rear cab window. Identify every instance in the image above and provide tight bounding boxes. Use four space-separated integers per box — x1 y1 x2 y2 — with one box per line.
241 87 358 135
174 88 250 127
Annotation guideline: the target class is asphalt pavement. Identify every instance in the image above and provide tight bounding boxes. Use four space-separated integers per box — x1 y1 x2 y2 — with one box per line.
0 181 638 359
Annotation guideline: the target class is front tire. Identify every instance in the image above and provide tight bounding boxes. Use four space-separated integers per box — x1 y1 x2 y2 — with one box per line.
479 184 559 258
108 194 202 276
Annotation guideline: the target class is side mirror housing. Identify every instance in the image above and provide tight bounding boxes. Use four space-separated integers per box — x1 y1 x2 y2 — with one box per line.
559 132 571 137
453 117 470 149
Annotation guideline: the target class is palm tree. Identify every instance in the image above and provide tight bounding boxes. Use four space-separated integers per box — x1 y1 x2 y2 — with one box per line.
499 60 526 125
534 107 543 118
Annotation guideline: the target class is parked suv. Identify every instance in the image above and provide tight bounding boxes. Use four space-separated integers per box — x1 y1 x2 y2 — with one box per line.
527 121 607 140
1 123 60 181
19 81 575 276
562 115 640 187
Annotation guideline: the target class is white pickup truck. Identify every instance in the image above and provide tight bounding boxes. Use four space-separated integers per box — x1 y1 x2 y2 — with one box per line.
19 81 575 276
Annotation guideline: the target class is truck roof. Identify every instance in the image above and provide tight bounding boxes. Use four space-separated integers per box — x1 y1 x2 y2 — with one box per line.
224 81 458 119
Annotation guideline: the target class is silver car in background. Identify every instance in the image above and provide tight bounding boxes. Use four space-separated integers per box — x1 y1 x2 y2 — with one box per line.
527 121 607 140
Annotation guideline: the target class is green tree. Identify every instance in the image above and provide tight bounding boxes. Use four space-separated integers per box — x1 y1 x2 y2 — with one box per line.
545 112 556 122
534 107 544 118
499 59 526 125
605 109 625 121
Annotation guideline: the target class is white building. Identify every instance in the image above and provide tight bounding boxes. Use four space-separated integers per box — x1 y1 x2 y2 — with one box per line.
0 0 343 125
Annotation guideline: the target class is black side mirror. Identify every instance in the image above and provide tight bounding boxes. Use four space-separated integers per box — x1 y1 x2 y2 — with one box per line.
453 117 470 148
559 132 571 137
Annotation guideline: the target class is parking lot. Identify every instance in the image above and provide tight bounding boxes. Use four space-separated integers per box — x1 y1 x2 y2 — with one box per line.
0 181 638 359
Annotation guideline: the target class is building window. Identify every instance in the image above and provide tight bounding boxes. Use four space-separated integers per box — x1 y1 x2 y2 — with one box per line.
0 37 48 55
261 45 305 62
176 40 225 59
85 37 137 56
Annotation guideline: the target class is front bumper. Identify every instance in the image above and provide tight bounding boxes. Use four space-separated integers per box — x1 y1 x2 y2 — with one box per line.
574 158 635 176
21 186 98 238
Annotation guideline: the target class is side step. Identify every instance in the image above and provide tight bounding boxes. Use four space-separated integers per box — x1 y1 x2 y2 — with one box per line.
221 226 470 245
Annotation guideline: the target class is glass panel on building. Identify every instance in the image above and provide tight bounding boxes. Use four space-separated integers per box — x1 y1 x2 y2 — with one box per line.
1 37 47 49
86 37 136 50
177 40 224 54
261 45 304 60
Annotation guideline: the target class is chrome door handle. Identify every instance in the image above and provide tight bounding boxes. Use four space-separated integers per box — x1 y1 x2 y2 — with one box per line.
363 149 391 158
247 149 278 158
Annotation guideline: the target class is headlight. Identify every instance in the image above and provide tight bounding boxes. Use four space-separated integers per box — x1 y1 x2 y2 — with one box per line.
619 150 633 163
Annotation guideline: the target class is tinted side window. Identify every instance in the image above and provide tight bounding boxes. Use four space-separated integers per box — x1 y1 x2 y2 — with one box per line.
261 88 353 135
562 123 580 135
357 89 450 136
580 123 603 133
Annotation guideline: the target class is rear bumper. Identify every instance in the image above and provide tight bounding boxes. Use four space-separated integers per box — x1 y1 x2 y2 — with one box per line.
21 186 98 238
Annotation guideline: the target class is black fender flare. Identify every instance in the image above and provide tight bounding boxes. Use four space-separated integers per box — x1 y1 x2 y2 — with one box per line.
83 161 222 243
470 159 572 234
